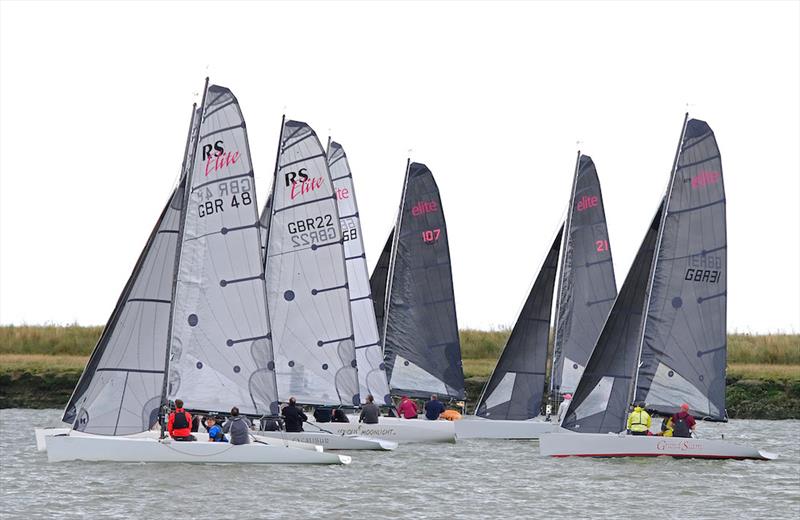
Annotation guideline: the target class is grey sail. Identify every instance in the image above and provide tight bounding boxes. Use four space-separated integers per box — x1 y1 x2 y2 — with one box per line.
551 155 617 396
62 107 200 435
382 162 465 400
635 119 727 420
168 84 278 415
475 228 563 420
369 229 394 344
561 205 664 433
265 120 359 406
328 141 392 405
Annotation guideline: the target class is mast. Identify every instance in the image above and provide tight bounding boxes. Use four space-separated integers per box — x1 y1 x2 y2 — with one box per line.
549 151 581 402
629 112 689 410
160 78 209 411
380 158 412 356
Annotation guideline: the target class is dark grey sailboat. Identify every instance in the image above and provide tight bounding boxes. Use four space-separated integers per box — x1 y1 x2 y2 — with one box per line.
372 162 465 401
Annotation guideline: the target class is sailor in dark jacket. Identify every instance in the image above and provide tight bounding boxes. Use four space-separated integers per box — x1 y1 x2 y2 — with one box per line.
222 407 251 445
282 397 308 432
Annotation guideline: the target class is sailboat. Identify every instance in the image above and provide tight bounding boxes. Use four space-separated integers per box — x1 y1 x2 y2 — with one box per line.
42 81 349 464
456 153 617 439
253 119 395 450
540 116 776 460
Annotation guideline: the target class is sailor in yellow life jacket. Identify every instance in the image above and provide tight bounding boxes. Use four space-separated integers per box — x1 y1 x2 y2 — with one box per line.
627 403 651 436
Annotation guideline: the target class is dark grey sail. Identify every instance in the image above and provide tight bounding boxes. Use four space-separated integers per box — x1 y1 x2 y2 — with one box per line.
382 162 465 400
329 141 392 405
635 119 727 420
168 84 278 415
551 155 617 396
62 107 199 435
475 228 562 420
265 120 359 407
369 229 394 342
259 193 272 255
561 205 663 433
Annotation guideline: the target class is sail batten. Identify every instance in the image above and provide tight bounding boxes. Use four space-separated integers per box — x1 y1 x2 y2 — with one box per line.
381 162 465 401
265 121 359 407
328 141 392 405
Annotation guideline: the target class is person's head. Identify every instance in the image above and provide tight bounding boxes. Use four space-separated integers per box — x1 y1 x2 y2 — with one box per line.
206 416 216 425
431 394 438 401
563 394 572 400
680 403 689 412
230 407 239 417
402 395 409 401
175 399 184 409
289 397 297 406
637 401 646 409
366 394 374 403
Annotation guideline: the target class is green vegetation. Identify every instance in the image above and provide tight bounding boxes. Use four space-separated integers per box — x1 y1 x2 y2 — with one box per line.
0 326 798 416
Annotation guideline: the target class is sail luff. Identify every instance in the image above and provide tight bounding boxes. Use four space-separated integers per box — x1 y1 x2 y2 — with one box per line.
161 88 208 411
549 151 581 397
630 113 689 407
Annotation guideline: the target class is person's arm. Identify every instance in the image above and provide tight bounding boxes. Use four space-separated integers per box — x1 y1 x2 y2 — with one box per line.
222 421 231 434
626 413 632 430
300 410 308 422
359 409 365 423
167 413 174 435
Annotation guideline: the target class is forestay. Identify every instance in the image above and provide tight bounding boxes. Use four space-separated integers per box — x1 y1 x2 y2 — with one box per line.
475 228 562 420
61 107 200 435
635 119 727 420
168 84 278 415
328 141 392 405
561 205 664 433
551 155 617 395
382 163 465 400
265 120 359 406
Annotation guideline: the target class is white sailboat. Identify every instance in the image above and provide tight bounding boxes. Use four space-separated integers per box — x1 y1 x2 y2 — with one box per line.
458 153 617 439
40 81 349 464
540 116 776 460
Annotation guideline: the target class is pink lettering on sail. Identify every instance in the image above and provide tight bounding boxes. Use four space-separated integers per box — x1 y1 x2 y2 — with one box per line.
205 151 240 176
576 195 598 212
290 176 325 200
411 201 438 217
691 171 720 189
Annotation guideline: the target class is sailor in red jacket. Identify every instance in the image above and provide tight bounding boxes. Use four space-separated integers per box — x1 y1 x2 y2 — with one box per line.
167 399 196 441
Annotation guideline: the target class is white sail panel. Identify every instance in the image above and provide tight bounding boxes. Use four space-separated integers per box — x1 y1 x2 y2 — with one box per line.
266 120 359 406
168 85 277 415
328 141 392 405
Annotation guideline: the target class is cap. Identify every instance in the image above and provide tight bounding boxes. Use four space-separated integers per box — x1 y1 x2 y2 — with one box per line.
563 394 573 400
680 403 689 411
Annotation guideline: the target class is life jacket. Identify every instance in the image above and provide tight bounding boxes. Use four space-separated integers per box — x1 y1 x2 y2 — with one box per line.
672 415 691 438
172 409 189 430
660 417 673 437
628 408 650 432
208 425 227 442
441 409 462 421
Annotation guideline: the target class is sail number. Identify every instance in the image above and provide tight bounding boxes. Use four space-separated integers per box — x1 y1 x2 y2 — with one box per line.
595 240 609 252
198 192 252 217
289 214 338 248
684 269 721 283
422 228 441 243
341 217 358 242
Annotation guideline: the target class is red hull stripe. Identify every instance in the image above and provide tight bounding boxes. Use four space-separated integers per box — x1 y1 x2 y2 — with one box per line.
550 453 763 460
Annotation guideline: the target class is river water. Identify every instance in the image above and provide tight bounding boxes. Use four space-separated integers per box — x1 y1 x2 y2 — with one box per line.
1 409 798 519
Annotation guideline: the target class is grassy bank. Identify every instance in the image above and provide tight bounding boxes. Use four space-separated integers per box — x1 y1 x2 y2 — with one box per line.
1 326 798 416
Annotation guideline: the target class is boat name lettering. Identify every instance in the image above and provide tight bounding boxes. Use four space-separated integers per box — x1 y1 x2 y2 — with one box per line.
198 192 252 218
690 170 720 189
684 269 720 284
411 200 438 217
202 140 240 177
656 439 704 451
290 176 325 200
337 427 396 436
284 168 308 187
577 195 598 212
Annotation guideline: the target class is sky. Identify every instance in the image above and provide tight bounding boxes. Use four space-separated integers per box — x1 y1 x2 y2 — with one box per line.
0 1 798 333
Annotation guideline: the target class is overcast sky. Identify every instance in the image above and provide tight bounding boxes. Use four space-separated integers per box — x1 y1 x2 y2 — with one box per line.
1 1 798 333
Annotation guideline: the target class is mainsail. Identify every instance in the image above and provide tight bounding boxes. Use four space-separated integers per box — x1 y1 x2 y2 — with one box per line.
475 228 562 420
328 141 392 405
560 206 663 433
167 84 278 415
62 107 200 435
382 162 465 400
265 120 359 406
635 119 727 420
551 154 617 396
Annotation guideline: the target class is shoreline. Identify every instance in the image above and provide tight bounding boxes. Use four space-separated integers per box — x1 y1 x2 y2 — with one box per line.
3 370 797 419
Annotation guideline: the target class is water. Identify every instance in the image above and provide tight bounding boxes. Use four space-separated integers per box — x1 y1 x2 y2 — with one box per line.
2 409 798 519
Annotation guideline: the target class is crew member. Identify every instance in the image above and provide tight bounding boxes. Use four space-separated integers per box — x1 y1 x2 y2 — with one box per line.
282 397 308 432
205 416 227 442
398 395 418 419
222 407 251 445
670 403 697 438
359 394 380 424
424 394 445 421
167 399 196 441
626 402 651 436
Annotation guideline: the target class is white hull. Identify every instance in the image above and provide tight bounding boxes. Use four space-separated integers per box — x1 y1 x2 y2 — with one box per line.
255 432 397 450
46 433 351 464
307 417 456 443
35 427 70 451
454 416 568 439
539 432 777 460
